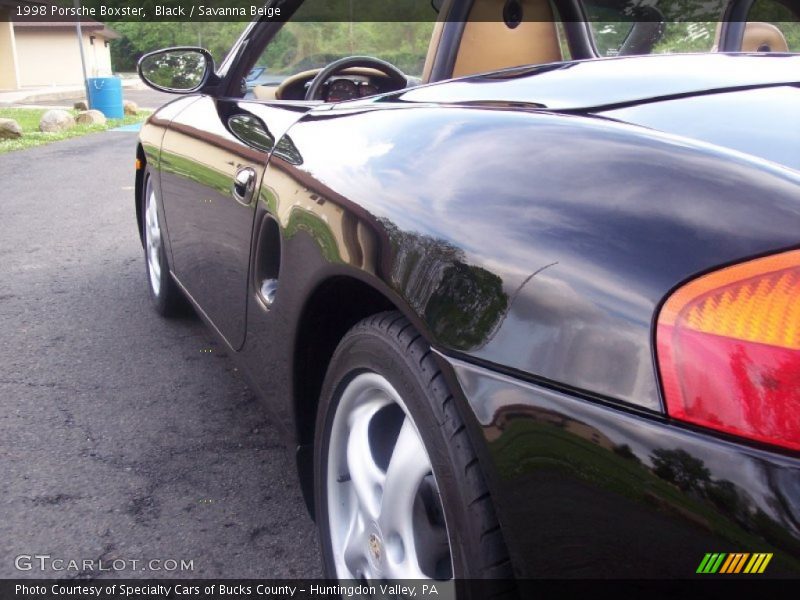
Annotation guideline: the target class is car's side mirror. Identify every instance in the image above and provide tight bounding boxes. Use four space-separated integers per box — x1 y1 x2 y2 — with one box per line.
138 47 215 94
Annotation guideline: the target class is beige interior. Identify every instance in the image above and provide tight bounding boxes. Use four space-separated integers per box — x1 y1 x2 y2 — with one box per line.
450 0 562 80
421 18 447 83
253 84 278 100
712 21 789 52
253 67 388 101
421 0 456 83
255 0 565 98
741 22 789 52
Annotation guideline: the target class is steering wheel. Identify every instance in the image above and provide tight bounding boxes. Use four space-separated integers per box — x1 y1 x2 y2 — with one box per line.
304 56 408 101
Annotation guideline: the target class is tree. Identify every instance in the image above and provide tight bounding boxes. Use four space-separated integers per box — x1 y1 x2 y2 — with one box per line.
109 22 245 72
650 448 711 494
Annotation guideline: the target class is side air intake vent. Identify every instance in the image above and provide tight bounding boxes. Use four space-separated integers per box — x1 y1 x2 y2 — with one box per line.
254 216 281 309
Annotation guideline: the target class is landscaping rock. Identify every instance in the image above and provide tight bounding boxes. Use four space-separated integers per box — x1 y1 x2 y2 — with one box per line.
0 118 22 140
123 100 138 116
73 100 88 111
39 109 75 133
75 109 107 125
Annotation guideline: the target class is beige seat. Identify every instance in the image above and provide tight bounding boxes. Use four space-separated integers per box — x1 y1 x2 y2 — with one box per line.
741 22 789 52
713 21 789 53
422 0 563 83
256 0 565 97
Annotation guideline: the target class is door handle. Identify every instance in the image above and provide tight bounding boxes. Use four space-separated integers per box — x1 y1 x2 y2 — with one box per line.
232 166 256 204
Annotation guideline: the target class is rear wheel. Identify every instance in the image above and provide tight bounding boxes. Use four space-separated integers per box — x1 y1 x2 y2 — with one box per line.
314 312 513 594
142 168 186 316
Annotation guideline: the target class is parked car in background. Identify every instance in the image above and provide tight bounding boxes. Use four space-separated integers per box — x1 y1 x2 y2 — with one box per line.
244 66 285 92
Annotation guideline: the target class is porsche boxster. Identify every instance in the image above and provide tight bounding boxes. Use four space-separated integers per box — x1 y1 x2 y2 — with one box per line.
135 0 800 584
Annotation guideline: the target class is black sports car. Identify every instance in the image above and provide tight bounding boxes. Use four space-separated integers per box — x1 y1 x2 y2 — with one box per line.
135 0 800 584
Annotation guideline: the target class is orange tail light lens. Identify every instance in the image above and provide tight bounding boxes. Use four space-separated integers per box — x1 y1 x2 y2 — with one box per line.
657 250 800 451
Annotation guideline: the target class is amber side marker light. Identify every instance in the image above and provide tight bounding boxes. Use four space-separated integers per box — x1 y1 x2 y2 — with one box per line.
657 250 800 452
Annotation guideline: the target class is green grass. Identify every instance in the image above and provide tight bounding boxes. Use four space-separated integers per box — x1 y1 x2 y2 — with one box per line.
0 107 149 154
159 150 232 197
284 205 343 264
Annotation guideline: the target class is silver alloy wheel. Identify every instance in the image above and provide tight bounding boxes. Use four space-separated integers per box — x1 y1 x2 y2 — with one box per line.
144 178 162 296
326 372 453 580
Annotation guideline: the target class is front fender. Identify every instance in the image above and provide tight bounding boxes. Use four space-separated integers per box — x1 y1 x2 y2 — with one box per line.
258 104 800 414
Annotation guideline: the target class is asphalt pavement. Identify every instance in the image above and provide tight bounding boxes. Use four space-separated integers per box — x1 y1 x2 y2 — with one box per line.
114 88 177 111
0 131 322 578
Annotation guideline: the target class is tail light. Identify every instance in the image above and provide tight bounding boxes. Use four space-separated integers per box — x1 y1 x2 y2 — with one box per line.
657 250 800 451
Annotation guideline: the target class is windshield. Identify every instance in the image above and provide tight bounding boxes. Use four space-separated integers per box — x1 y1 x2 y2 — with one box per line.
257 21 435 78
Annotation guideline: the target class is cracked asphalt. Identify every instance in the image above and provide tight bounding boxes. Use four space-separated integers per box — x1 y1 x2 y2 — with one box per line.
0 131 322 578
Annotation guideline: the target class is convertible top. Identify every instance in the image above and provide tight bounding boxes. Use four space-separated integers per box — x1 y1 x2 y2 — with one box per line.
395 53 800 111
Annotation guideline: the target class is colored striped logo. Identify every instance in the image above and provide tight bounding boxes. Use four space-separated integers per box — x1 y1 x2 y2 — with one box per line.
696 553 773 574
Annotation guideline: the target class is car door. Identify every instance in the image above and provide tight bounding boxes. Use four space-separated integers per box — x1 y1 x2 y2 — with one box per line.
158 97 305 349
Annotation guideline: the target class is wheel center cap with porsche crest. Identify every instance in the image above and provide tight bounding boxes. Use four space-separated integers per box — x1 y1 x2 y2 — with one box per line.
368 533 382 562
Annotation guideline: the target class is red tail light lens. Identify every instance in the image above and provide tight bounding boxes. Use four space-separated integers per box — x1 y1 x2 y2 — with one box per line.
657 250 800 451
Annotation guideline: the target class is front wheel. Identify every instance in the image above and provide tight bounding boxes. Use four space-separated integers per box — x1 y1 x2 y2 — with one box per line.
141 168 186 316
314 312 513 592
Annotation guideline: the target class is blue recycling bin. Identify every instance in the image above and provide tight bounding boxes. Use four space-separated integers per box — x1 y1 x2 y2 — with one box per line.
87 77 124 119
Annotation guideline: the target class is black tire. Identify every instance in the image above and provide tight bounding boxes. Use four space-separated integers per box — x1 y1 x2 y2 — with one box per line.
314 311 514 595
141 168 186 317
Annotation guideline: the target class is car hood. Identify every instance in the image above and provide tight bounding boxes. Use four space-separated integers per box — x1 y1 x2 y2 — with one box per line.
396 53 800 111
